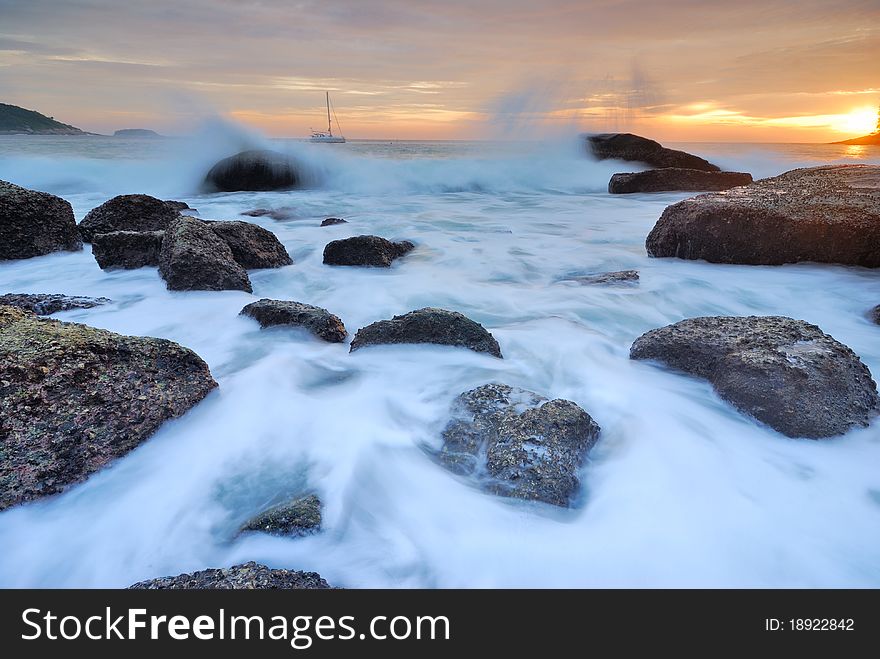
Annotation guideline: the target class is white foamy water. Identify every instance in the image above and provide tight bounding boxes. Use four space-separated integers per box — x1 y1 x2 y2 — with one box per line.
1 132 879 588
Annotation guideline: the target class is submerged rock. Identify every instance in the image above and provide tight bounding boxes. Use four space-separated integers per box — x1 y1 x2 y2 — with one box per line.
204 150 299 192
351 308 502 357
323 235 414 267
0 180 81 260
0 305 217 510
91 230 164 269
587 133 720 172
439 383 601 506
78 194 181 242
646 165 880 267
159 216 252 292
241 207 296 221
870 305 880 325
0 293 111 315
206 220 292 269
128 562 331 589
321 217 347 227
240 299 346 342
630 315 879 438
609 169 752 194
240 494 323 537
567 270 639 286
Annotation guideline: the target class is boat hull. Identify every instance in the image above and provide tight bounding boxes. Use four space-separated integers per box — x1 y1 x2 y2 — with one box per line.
309 136 346 143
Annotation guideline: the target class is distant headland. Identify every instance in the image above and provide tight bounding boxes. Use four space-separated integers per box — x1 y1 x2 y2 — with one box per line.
113 128 162 138
832 105 880 145
0 103 91 135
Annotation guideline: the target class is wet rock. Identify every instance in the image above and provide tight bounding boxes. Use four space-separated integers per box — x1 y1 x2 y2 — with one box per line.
630 315 879 438
587 133 720 172
870 305 880 325
239 494 323 537
204 150 299 192
321 217 347 227
0 180 81 260
0 305 217 510
646 165 880 267
78 194 181 242
91 230 164 269
241 207 296 221
568 270 639 286
240 299 346 342
207 220 292 269
350 307 502 357
159 216 252 292
128 562 331 589
323 235 414 267
609 169 752 194
0 293 111 315
439 383 601 506
163 200 192 211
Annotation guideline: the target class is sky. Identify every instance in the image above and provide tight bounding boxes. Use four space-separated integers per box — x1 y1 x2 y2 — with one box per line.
0 0 878 141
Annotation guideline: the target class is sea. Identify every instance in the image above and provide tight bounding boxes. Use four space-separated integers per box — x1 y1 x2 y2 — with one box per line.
0 129 879 587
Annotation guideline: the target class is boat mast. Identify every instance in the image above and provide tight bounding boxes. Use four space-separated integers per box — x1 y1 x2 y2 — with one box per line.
326 92 332 136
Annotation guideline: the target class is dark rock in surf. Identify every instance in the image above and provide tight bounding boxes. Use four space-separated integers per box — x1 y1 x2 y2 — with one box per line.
0 305 217 511
350 308 502 357
323 235 414 267
159 216 252 292
646 165 880 267
321 217 347 227
0 180 81 260
206 220 292 269
240 299 346 342
439 383 601 506
78 194 182 242
567 270 640 286
204 150 299 192
630 315 879 438
0 293 111 315
241 207 296 221
608 168 752 194
91 230 164 269
586 133 720 172
870 305 880 325
128 562 331 589
163 200 191 211
239 494 323 537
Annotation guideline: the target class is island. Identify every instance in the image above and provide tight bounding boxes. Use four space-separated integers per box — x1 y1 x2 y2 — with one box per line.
832 106 880 145
0 102 89 135
113 128 162 137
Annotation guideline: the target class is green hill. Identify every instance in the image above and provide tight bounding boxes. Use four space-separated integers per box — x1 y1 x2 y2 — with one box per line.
0 103 88 135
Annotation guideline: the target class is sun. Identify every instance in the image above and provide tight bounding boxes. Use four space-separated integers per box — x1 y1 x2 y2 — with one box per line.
832 106 878 135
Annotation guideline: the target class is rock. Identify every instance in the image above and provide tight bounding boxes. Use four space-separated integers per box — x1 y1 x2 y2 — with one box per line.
608 168 752 194
0 180 81 260
321 217 347 227
323 235 414 267
128 562 331 589
78 194 182 242
206 220 292 269
350 308 502 357
91 230 164 269
163 200 191 211
159 216 252 292
0 305 217 510
204 150 299 192
241 207 296 221
646 165 880 267
0 293 111 315
240 494 323 537
870 305 880 325
630 316 879 438
439 383 601 506
587 133 720 172
567 270 639 286
240 299 346 342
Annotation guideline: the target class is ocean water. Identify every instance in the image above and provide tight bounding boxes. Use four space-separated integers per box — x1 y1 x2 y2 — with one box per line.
0 131 879 588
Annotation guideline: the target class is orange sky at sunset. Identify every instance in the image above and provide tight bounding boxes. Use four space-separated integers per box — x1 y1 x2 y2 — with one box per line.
1 0 878 142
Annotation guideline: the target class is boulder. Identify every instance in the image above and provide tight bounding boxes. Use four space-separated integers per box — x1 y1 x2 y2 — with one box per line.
630 315 879 438
241 207 296 221
439 383 601 506
646 165 880 267
609 169 752 194
91 230 164 269
0 293 111 315
0 305 217 510
78 194 181 242
128 562 331 589
159 216 252 292
870 305 880 325
587 133 720 172
350 307 502 357
163 200 192 211
567 270 639 286
239 494 322 537
206 220 292 269
204 150 299 192
240 299 346 342
323 235 414 267
0 180 81 260
321 217 347 227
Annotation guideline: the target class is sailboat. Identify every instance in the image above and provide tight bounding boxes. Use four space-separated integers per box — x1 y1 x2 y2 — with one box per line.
309 92 346 143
